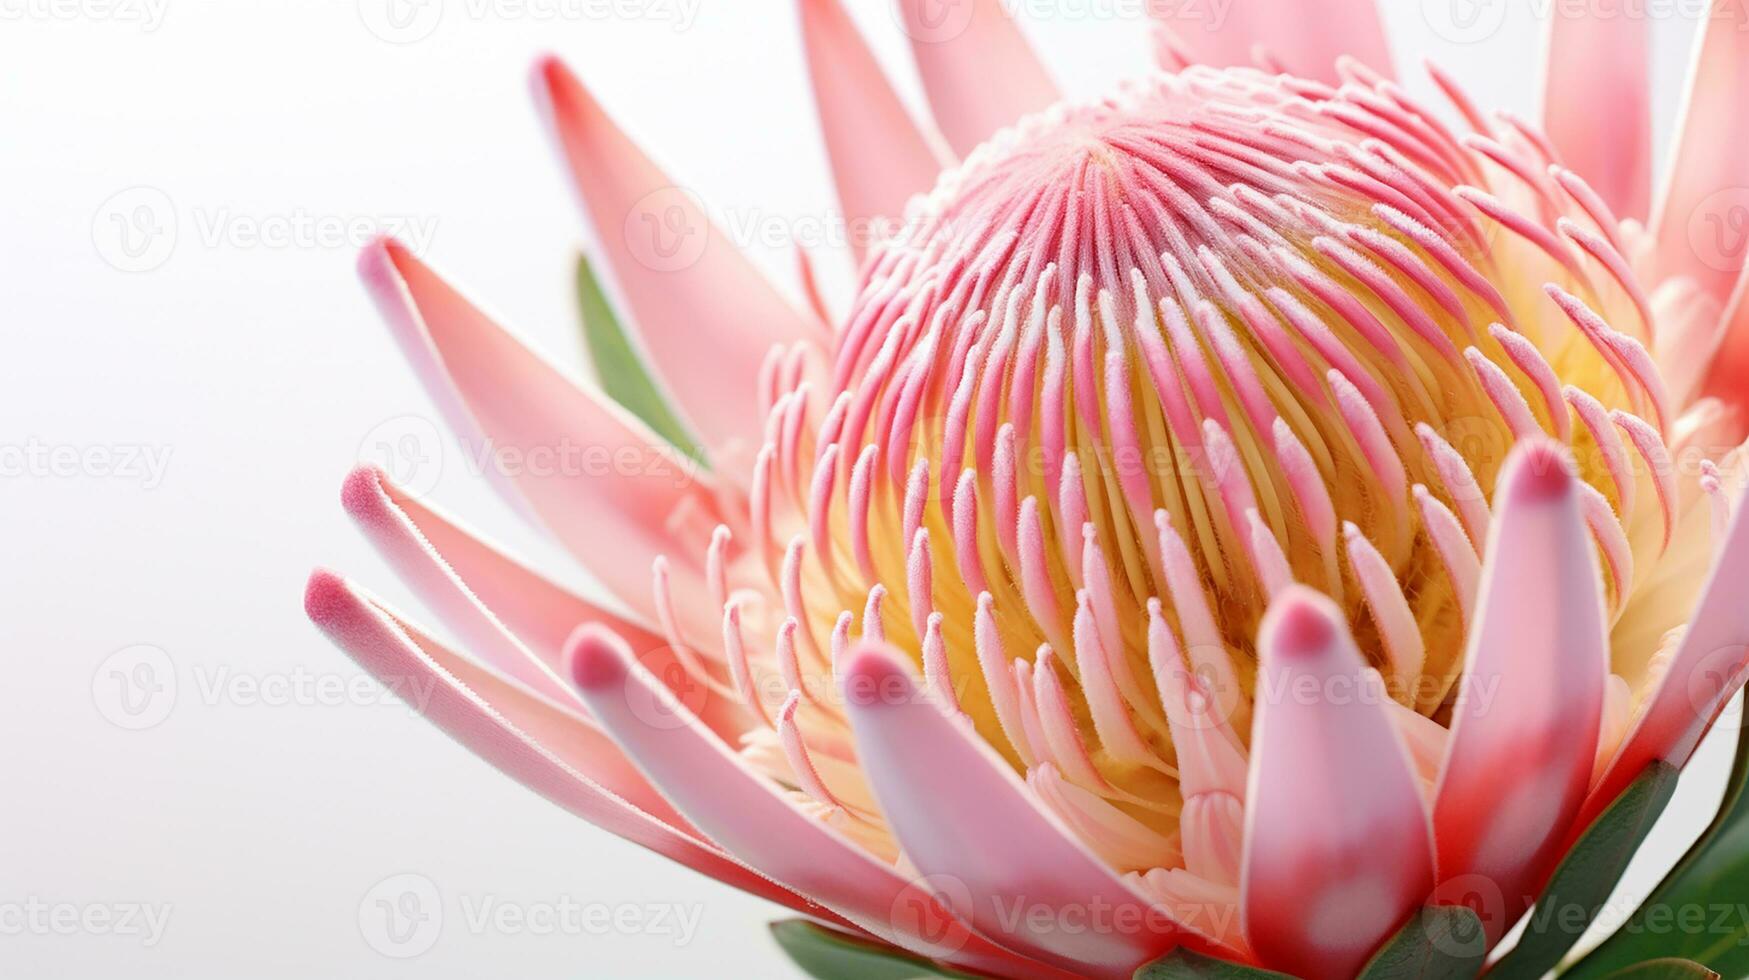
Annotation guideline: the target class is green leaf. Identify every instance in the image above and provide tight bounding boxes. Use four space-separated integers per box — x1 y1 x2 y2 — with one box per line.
1134 948 1297 979
768 919 958 979
1597 958 1720 980
573 252 703 460
1489 761 1682 980
1357 905 1488 980
1564 726 1749 979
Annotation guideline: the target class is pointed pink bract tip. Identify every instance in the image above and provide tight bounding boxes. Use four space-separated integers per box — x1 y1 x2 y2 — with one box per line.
303 568 351 625
841 643 917 712
1261 585 1340 660
528 53 569 108
530 52 564 81
1502 438 1576 504
564 624 631 692
843 642 908 687
355 234 408 287
340 463 390 517
530 53 599 125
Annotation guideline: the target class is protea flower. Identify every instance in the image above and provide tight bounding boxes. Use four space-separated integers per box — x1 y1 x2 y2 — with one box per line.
306 2 1749 977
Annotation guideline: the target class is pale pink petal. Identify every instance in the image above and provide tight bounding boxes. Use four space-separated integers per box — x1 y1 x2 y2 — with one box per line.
340 464 745 739
1147 0 1392 85
1650 11 1749 308
1431 440 1606 941
895 0 1058 157
1543 11 1650 220
1242 587 1435 980
1027 764 1184 872
841 644 1205 976
566 628 1073 980
532 56 810 464
794 244 836 329
800 0 947 262
302 570 832 922
1153 630 1248 887
1586 482 1749 819
349 465 645 655
357 239 722 628
343 465 590 709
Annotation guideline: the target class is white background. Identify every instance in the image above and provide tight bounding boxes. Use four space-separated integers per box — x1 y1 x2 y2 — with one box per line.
0 0 1736 976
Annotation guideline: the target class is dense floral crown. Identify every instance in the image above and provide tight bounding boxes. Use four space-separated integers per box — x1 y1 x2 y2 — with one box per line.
311 2 1749 977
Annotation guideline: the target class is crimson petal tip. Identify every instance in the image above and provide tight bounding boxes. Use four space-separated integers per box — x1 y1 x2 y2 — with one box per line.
1259 585 1339 660
1502 438 1576 504
354 233 401 287
843 641 908 686
563 623 633 693
339 462 387 513
302 567 351 624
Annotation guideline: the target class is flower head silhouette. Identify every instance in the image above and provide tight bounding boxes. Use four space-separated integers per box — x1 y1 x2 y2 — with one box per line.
308 3 1749 976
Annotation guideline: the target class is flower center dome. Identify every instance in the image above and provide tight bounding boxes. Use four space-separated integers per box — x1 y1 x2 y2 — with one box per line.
765 66 1678 847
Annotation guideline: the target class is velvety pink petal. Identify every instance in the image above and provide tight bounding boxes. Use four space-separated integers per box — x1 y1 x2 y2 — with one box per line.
894 0 1057 157
1242 586 1435 980
566 628 1074 979
532 56 810 465
343 465 579 708
1650 10 1749 308
840 644 1198 978
1543 11 1650 220
340 464 744 739
1431 440 1606 942
800 0 947 262
357 238 722 628
302 569 834 923
1147 0 1392 85
1586 482 1749 822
